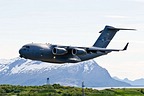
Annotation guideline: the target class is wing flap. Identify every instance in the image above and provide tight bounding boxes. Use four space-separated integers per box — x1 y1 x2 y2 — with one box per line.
86 43 129 53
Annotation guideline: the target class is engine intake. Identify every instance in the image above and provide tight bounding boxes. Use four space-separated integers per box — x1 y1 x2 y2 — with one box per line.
72 48 87 56
52 47 68 55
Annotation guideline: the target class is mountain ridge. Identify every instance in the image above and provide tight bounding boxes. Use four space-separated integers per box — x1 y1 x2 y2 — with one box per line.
0 57 130 87
113 76 144 86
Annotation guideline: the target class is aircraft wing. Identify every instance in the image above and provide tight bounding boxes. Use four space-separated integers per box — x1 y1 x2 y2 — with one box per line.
52 42 129 56
80 42 129 53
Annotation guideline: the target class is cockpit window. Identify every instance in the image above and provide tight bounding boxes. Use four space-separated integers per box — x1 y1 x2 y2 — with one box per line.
26 46 30 48
23 46 30 48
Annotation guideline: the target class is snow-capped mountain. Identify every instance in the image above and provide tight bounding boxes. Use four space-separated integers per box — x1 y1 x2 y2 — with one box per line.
0 58 130 87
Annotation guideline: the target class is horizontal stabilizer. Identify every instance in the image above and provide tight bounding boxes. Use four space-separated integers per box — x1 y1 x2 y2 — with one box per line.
106 26 136 31
99 26 136 33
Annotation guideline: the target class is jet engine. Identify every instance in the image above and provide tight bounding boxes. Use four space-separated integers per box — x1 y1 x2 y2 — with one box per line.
52 47 68 55
72 48 87 56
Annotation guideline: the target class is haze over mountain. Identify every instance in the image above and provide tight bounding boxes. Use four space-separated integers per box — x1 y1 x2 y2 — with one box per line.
114 77 144 86
0 58 130 87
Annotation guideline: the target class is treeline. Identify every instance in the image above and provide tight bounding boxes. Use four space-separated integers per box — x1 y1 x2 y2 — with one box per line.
0 84 144 96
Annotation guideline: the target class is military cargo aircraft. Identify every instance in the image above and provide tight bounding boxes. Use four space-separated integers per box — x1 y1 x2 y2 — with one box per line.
19 25 134 63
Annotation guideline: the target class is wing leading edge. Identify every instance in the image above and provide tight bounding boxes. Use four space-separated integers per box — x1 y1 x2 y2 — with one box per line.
78 42 129 53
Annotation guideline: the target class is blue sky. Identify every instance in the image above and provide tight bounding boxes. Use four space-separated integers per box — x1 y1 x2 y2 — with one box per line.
0 0 144 80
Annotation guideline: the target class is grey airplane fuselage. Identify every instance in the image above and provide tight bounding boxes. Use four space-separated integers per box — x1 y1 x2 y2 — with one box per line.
19 43 105 63
19 25 134 63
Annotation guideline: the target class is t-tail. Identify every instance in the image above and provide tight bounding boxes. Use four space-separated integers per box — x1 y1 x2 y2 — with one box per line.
93 25 135 48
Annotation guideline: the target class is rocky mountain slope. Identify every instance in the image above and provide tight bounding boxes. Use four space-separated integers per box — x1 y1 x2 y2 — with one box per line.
0 58 130 87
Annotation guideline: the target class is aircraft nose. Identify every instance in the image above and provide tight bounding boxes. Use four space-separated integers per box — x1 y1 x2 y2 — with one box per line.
19 48 25 58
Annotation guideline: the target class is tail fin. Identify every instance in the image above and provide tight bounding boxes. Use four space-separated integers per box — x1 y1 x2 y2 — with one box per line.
93 25 135 48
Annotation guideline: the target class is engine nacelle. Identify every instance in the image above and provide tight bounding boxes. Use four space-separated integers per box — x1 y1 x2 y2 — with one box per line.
72 48 87 56
52 47 68 55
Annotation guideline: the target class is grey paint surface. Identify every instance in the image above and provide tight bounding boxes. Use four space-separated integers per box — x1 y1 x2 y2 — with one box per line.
19 25 133 63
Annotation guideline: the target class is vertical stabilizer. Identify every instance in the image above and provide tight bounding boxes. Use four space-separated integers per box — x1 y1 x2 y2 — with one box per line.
93 25 135 48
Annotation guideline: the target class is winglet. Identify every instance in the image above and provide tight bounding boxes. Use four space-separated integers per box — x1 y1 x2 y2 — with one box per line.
123 42 129 51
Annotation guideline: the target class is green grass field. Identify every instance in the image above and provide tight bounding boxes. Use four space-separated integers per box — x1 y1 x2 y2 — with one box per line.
0 84 144 96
